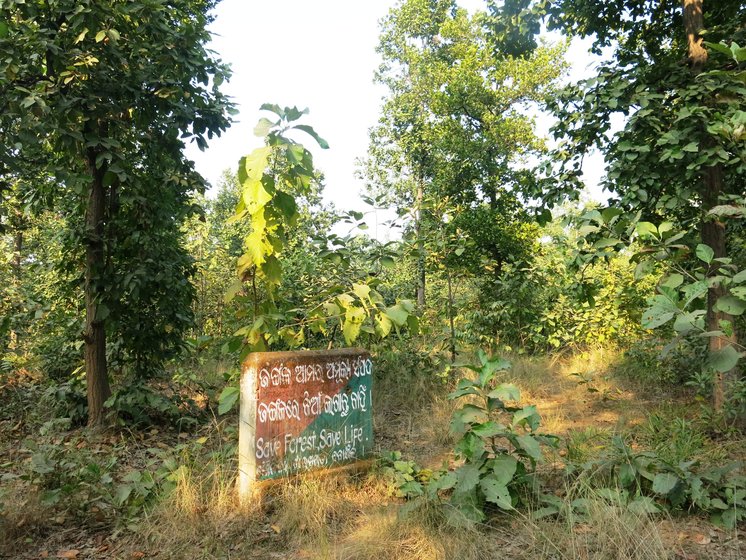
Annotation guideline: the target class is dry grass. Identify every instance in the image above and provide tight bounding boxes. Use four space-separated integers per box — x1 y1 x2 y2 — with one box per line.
337 500 493 560
516 476 673 560
0 484 51 555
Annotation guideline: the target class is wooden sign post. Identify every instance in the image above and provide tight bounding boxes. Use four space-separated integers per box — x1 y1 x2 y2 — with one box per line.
238 348 373 500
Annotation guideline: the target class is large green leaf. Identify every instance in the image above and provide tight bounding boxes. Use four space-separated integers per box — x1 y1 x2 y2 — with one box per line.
384 304 409 327
696 244 715 264
651 472 679 495
516 434 543 463
708 345 744 373
487 383 520 401
292 124 329 149
480 475 513 509
715 295 746 316
489 455 518 486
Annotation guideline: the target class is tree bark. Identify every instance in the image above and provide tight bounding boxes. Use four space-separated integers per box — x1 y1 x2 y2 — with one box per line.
84 141 111 427
683 0 739 411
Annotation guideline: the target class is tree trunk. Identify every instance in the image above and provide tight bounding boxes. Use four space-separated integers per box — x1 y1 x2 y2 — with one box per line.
446 269 457 362
415 171 426 309
683 0 739 411
84 143 111 427
9 219 23 350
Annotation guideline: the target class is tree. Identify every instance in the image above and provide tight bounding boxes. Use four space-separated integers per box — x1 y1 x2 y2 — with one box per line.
0 0 233 425
503 0 746 409
366 0 565 317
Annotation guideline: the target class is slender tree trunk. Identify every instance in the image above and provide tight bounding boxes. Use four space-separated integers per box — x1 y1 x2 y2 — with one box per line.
9 219 23 350
446 270 456 362
84 142 111 427
415 171 426 309
684 0 739 411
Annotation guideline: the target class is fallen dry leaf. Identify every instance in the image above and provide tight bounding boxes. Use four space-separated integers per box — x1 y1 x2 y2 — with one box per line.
130 552 146 559
56 550 80 559
694 534 711 545
271 524 281 534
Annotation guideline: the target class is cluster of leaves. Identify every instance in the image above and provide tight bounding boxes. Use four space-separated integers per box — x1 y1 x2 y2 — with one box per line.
467 210 654 352
567 435 746 529
16 419 181 521
377 451 435 498
439 351 557 521
227 108 417 357
376 351 557 524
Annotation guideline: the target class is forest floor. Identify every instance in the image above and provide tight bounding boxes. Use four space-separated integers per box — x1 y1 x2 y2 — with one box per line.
1 348 745 559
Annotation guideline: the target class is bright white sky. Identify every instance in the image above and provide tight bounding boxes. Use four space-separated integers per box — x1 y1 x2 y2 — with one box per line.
186 0 606 229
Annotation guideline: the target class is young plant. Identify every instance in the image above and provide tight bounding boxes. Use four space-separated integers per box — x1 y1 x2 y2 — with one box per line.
433 351 558 522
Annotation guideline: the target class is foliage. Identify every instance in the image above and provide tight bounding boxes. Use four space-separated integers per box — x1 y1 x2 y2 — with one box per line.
228 107 416 356
0 0 234 424
437 351 558 522
465 212 655 352
567 435 746 529
509 0 746 408
377 451 435 498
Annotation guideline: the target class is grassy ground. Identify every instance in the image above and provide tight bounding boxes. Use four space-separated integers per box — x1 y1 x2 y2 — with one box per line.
1 347 744 559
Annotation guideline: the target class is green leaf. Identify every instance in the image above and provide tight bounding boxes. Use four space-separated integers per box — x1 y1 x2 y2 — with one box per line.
641 307 674 329
260 103 285 118
254 117 275 137
696 244 715 264
661 274 684 289
261 255 282 285
480 475 513 509
636 222 658 238
115 484 133 506
673 310 705 334
454 404 489 424
218 386 239 415
453 462 481 494
380 256 395 269
516 434 543 462
384 304 409 327
470 421 504 438
292 124 329 149
707 345 744 373
715 295 746 316
512 405 541 431
375 313 393 337
223 279 243 304
0 21 9 39
273 191 298 222
627 496 660 515
592 238 621 249
487 383 520 401
95 30 106 42
489 455 518 485
618 463 637 488
652 472 679 495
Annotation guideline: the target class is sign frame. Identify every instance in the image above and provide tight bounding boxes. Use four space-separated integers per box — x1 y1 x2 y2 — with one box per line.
238 348 374 499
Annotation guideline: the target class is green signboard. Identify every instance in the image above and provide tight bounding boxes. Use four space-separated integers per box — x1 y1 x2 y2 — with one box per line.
238 348 373 496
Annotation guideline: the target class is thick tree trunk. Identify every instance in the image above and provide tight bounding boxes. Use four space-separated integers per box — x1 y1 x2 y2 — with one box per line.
684 0 739 411
415 172 426 309
84 144 111 427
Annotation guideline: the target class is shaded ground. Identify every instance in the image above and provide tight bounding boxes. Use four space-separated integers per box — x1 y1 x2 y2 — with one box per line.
1 349 744 559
